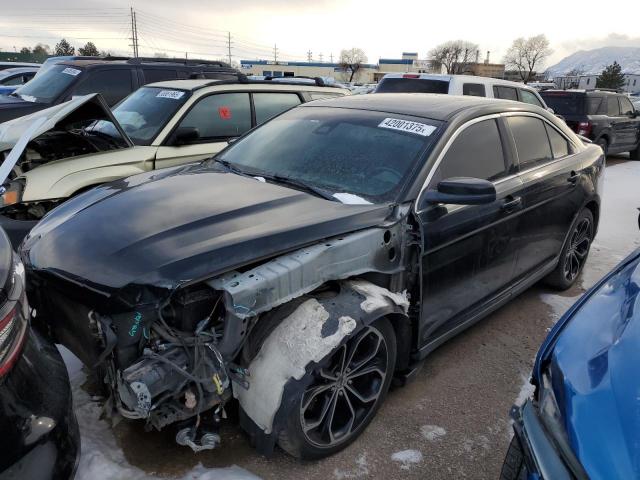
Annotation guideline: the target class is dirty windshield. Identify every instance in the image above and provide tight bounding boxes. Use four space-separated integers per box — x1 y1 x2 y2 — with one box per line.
215 106 441 203
12 64 82 103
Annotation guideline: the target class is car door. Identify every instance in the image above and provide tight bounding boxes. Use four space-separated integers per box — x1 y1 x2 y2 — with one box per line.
155 92 253 168
617 96 640 151
505 114 583 280
605 95 625 152
155 91 302 169
416 116 523 348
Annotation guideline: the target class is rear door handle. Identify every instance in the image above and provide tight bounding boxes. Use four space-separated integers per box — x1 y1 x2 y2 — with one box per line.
567 171 579 184
501 196 521 212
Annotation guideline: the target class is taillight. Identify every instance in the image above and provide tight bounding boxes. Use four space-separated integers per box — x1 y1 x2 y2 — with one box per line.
576 121 592 137
403 74 420 78
0 256 28 377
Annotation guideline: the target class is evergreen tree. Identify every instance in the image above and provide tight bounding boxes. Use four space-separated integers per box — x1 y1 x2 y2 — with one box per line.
596 61 626 90
78 42 99 56
19 47 31 54
54 38 75 56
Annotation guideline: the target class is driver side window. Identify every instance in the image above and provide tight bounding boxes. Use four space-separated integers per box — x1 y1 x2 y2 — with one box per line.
178 93 251 141
430 119 507 187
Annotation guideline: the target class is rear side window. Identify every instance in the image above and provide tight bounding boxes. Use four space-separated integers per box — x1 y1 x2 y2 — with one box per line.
519 89 543 108
507 116 552 168
541 93 585 115
178 92 251 139
607 97 621 116
587 97 602 114
463 83 486 97
433 119 506 183
376 78 449 94
2 75 24 86
619 96 635 116
73 69 133 105
143 69 178 84
493 86 518 101
545 124 570 158
253 93 301 124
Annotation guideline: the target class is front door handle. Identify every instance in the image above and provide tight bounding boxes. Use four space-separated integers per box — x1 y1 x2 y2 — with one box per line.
567 171 579 184
501 196 522 212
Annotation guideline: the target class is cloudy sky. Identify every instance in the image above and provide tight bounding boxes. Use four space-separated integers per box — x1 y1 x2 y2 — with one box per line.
1 0 639 67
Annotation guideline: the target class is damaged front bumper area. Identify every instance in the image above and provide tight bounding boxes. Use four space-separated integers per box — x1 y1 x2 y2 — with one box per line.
25 222 412 453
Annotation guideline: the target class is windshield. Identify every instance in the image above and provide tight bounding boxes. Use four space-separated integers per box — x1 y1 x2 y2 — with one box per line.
215 106 441 203
376 78 450 94
13 64 83 103
540 92 586 115
92 87 190 145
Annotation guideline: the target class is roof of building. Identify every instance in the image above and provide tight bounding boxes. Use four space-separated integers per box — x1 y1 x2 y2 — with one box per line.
301 93 543 121
240 59 378 69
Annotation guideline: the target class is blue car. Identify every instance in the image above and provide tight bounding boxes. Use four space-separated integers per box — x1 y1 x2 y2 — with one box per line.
502 243 640 479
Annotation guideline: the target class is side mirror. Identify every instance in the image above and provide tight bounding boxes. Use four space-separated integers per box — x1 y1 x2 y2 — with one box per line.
172 126 200 146
421 177 496 207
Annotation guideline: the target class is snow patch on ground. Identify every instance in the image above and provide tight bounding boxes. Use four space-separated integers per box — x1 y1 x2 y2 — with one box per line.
333 453 369 479
515 374 536 407
332 193 372 205
57 346 261 480
391 449 423 470
420 425 446 441
236 299 357 434
539 292 580 324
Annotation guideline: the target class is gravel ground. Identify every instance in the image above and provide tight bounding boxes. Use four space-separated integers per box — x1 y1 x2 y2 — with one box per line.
71 155 640 480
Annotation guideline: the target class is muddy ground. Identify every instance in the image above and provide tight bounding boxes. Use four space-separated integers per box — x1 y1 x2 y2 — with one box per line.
74 156 640 480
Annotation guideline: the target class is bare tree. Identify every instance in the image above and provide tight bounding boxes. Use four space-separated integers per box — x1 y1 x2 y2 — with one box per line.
503 35 552 84
339 48 367 82
428 40 478 74
32 43 50 56
19 47 31 54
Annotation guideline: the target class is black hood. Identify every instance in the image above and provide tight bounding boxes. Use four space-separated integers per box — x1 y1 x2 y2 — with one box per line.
0 95 46 123
22 165 391 299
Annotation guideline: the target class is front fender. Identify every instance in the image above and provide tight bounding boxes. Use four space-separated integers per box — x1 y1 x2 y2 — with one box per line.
236 279 409 454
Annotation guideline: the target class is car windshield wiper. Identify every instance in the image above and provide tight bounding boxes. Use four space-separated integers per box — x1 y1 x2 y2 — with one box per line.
259 173 337 201
213 158 255 178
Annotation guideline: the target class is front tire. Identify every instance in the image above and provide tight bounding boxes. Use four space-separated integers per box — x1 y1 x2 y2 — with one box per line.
596 137 608 157
277 317 397 459
545 208 594 290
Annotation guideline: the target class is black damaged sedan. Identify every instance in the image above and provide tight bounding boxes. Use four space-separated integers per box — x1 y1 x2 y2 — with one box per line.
20 94 603 459
0 226 79 479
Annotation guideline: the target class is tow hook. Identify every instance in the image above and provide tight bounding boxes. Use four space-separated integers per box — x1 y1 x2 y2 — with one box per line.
176 426 221 452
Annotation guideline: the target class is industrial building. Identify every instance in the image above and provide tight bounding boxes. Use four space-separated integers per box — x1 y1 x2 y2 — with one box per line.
553 74 640 93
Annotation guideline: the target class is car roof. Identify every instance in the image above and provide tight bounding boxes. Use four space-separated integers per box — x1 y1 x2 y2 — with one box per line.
380 73 537 90
302 93 543 121
143 78 349 92
542 89 619 96
56 58 235 70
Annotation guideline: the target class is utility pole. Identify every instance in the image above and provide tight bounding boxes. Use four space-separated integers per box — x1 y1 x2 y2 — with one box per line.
330 53 334 63
307 50 313 62
319 53 323 63
273 44 278 63
227 32 233 65
129 7 139 58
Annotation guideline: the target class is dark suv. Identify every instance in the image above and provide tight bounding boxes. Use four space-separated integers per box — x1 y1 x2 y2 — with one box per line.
541 89 640 158
0 57 239 123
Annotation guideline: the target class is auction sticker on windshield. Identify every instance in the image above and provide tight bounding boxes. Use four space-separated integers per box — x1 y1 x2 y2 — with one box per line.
378 118 436 137
156 90 185 100
61 67 82 76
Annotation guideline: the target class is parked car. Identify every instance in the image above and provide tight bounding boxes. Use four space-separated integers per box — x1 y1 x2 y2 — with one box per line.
21 94 603 459
0 68 39 96
541 89 640 158
502 240 640 480
0 57 239 123
0 226 79 479
0 62 40 72
0 78 349 245
375 73 550 109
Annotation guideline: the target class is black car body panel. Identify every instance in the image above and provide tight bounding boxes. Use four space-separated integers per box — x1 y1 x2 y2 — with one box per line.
0 330 79 480
20 94 604 456
0 226 79 479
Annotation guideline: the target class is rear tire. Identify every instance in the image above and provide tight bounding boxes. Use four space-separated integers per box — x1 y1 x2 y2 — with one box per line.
500 436 528 480
545 208 594 290
277 317 396 460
